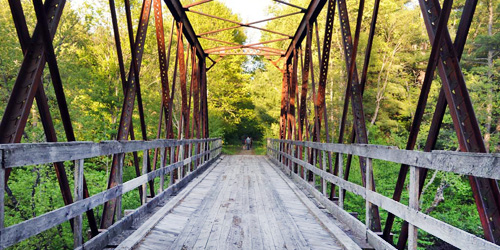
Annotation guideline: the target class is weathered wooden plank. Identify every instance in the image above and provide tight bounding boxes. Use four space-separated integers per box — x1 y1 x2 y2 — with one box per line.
366 190 500 249
255 159 309 249
408 166 420 250
272 148 365 197
268 156 391 249
270 146 500 250
268 139 500 179
114 157 220 250
200 157 240 249
2 139 220 168
167 161 225 249
73 159 84 248
249 161 282 249
78 155 221 250
265 157 361 250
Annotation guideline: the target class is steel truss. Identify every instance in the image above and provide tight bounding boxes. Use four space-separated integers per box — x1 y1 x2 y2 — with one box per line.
1 0 497 248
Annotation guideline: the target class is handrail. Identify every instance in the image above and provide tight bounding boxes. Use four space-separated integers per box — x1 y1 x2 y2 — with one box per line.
268 139 500 180
267 138 500 250
0 138 222 249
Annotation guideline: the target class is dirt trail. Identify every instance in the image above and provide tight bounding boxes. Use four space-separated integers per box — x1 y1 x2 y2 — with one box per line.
236 146 255 155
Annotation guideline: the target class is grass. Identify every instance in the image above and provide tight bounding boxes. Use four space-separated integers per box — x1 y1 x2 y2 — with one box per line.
253 142 267 155
221 144 242 155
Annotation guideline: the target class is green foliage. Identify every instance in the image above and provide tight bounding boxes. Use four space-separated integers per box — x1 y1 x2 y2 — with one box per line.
0 0 498 248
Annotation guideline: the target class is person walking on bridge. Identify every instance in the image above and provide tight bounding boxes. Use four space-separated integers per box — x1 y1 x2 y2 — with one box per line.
245 136 251 150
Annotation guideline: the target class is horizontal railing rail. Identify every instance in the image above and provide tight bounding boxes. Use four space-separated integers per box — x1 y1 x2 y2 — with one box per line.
0 138 222 249
267 138 500 250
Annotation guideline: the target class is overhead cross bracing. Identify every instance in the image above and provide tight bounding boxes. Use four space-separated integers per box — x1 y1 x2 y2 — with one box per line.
181 0 312 69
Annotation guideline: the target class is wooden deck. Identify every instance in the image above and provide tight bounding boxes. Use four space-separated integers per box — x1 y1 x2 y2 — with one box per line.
114 155 366 250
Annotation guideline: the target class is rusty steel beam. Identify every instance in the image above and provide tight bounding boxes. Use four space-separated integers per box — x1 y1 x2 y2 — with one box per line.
200 36 238 45
4 0 100 236
193 52 201 140
187 10 293 38
165 22 183 147
312 0 335 181
164 0 205 59
298 24 312 149
165 20 176 140
32 0 75 143
331 0 367 199
0 0 63 146
284 0 327 61
400 0 499 246
332 0 380 202
264 56 285 73
383 0 453 243
337 0 382 231
206 55 225 71
204 38 289 53
273 0 307 11
123 0 154 199
188 47 196 141
179 32 189 140
246 11 304 25
201 57 209 139
151 0 174 172
279 67 289 140
197 25 241 37
101 0 152 229
208 52 283 56
109 0 147 204
183 0 213 9
288 50 298 143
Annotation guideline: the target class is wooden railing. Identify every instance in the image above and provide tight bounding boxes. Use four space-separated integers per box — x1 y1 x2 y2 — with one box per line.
267 138 500 250
0 138 222 249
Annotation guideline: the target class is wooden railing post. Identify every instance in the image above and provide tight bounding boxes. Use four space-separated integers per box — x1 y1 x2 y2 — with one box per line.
365 157 372 232
200 141 204 164
142 150 148 205
116 153 124 220
188 143 192 172
408 166 420 249
322 150 327 196
279 141 282 165
178 143 184 180
312 149 317 187
338 153 344 209
194 142 199 169
0 163 4 250
303 145 308 181
74 158 84 248
160 147 165 192
169 146 175 186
